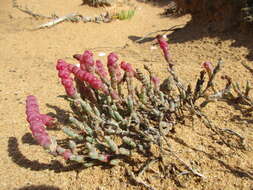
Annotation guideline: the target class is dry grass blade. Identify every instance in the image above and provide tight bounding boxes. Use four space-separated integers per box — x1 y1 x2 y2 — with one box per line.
222 128 245 140
137 158 159 177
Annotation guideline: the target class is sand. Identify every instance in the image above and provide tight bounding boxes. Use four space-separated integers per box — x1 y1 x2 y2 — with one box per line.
0 0 253 189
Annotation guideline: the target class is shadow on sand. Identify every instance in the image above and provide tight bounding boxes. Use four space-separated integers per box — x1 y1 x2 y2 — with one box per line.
129 18 253 61
15 185 60 190
8 137 85 173
136 0 171 7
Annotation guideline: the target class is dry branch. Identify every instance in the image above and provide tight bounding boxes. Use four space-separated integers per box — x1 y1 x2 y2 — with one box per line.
134 24 184 43
35 13 77 29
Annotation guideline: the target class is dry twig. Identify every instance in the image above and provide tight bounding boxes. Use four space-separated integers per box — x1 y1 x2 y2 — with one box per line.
137 158 159 177
135 24 184 43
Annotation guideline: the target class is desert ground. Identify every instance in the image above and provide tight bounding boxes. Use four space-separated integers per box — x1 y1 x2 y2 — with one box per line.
0 0 253 190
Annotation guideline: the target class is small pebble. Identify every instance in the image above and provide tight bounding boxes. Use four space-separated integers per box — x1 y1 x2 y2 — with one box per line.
98 52 106 57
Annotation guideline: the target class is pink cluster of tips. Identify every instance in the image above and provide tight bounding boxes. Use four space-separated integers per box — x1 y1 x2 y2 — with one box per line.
56 60 77 97
156 35 170 63
24 36 216 163
56 50 139 98
25 96 54 147
26 96 73 160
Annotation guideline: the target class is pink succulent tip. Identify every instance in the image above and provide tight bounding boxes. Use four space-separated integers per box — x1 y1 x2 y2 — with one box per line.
101 154 110 162
120 61 134 73
56 61 77 97
157 35 168 49
26 95 52 147
96 60 103 68
83 50 93 57
95 60 108 78
90 78 103 90
107 52 119 67
40 114 55 127
70 65 105 91
62 149 73 160
61 78 74 88
56 59 68 70
110 90 119 100
26 95 37 101
156 35 170 62
71 66 80 74
151 76 160 88
79 50 95 71
58 69 70 79
65 86 77 97
202 61 213 73
67 64 75 72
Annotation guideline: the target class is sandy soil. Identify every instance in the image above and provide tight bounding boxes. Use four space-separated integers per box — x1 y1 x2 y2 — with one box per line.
0 0 253 190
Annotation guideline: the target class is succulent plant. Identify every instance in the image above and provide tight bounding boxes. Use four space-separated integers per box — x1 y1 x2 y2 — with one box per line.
25 36 251 189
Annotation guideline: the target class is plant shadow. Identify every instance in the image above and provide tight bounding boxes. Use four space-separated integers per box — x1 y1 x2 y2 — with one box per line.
21 133 37 145
46 103 71 126
230 114 253 124
129 17 253 61
8 137 85 173
9 135 140 174
167 19 253 61
128 35 155 43
136 0 171 7
15 185 60 190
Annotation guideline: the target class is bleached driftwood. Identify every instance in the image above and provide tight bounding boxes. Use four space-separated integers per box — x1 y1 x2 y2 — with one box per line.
35 13 77 29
